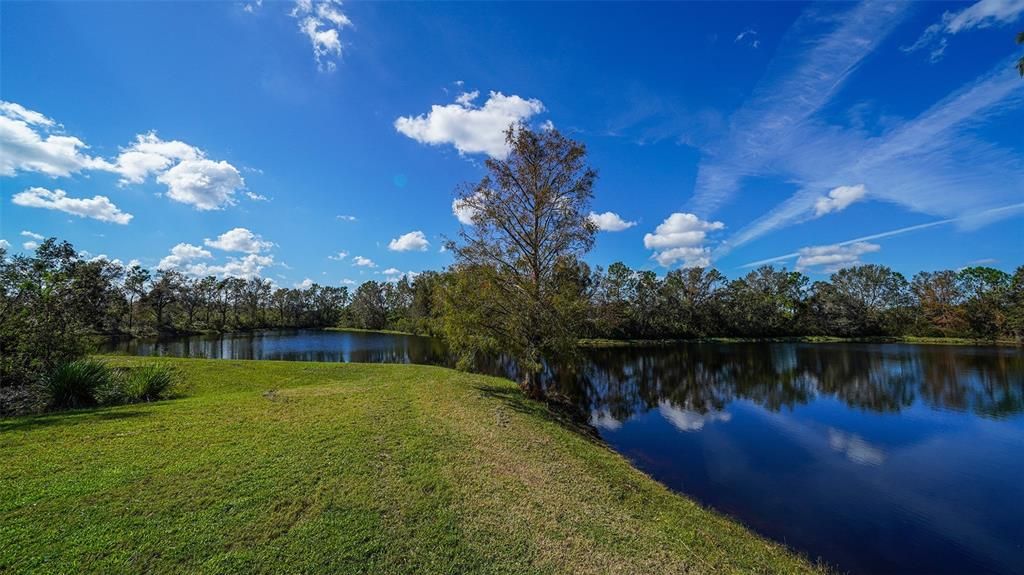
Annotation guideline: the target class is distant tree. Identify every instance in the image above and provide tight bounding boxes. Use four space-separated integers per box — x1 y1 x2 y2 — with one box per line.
910 271 966 337
658 267 726 338
958 266 1011 339
0 240 91 386
73 257 125 333
175 276 203 329
591 262 637 338
124 265 150 332
445 124 597 399
145 270 181 329
405 271 442 334
1006 266 1024 343
196 276 219 326
824 265 910 336
722 266 808 337
631 270 661 338
311 285 348 326
349 281 388 330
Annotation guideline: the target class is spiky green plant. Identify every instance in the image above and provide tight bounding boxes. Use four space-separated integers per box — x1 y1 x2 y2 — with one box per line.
122 364 178 403
41 359 112 410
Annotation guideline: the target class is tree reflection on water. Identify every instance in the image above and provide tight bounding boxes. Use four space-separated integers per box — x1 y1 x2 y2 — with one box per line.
548 344 1024 425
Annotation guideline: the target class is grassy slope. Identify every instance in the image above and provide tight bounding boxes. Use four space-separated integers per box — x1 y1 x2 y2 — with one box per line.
1 358 818 574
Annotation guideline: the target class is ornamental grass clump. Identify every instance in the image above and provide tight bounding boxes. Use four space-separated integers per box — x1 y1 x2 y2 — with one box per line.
41 358 112 410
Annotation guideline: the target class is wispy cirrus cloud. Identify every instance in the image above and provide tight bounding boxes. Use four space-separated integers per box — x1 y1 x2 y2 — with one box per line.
718 58 1024 259
689 0 912 217
795 241 880 273
903 0 1024 62
683 1 1023 261
740 202 1024 269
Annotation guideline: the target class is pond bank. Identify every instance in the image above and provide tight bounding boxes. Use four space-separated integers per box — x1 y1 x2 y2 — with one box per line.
578 334 1021 348
0 357 820 574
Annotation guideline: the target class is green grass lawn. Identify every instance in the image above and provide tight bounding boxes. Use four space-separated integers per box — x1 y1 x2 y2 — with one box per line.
1 358 819 574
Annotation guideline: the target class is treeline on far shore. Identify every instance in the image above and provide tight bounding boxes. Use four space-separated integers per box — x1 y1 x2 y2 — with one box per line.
2 237 1021 392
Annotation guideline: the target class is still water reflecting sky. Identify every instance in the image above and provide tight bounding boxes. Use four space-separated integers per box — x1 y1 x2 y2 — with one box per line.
106 331 1024 574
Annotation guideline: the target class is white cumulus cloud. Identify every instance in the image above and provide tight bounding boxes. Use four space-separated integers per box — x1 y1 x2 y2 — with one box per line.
0 105 255 213
381 268 419 282
589 211 637 232
352 255 376 268
158 243 213 270
0 101 56 127
814 184 867 217
0 101 111 177
328 250 349 261
204 227 273 253
395 91 545 159
452 194 483 225
111 132 202 185
158 241 274 279
643 213 724 268
157 158 245 210
388 230 429 251
202 254 275 279
291 0 352 72
796 241 880 272
12 187 133 224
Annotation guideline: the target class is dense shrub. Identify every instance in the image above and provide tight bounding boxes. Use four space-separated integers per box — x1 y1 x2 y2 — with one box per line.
41 359 112 410
120 364 178 403
4 361 180 417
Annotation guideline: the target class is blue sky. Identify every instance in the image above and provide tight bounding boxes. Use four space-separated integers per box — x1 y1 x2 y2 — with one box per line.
2 0 1022 287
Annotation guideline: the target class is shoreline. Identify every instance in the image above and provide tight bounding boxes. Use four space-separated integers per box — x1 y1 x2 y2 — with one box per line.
579 335 1021 348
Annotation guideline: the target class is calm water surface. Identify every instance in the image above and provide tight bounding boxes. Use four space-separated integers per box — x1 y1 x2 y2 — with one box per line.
106 330 1024 574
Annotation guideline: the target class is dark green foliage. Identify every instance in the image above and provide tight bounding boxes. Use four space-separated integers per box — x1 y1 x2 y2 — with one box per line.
2 234 1020 411
41 358 112 410
0 240 105 387
721 266 809 337
119 364 179 402
349 281 389 330
445 124 598 398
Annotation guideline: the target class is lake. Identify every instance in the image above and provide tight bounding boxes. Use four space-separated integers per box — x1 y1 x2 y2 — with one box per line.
105 330 1024 574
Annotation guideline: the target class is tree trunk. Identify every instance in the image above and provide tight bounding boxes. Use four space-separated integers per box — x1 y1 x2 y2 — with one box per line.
520 371 544 400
